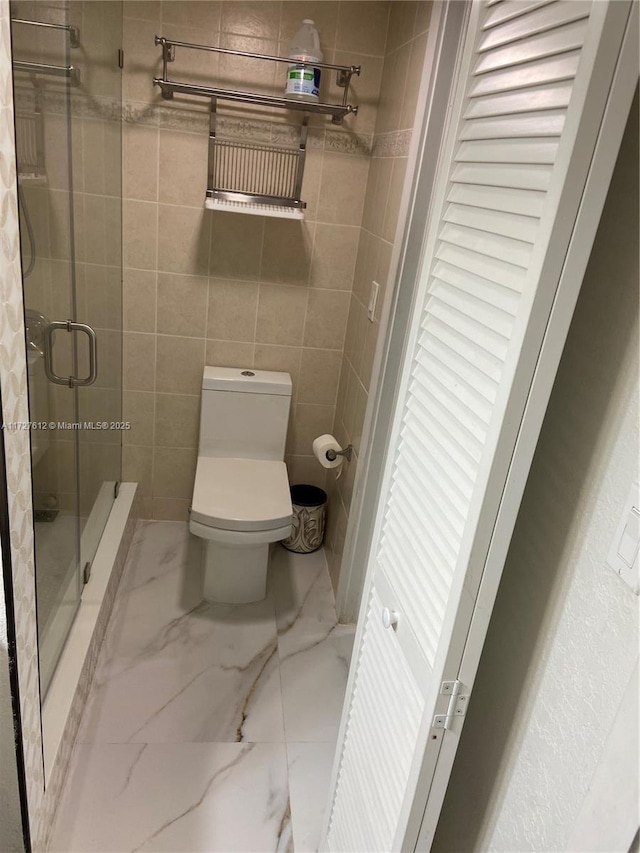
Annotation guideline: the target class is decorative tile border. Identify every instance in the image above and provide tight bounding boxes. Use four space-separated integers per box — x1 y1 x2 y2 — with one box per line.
139 99 372 155
0 3 45 849
372 128 413 158
324 129 372 156
25 69 376 159
38 87 373 155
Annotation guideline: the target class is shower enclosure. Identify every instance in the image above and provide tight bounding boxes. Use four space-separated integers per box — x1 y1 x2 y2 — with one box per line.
10 1 123 695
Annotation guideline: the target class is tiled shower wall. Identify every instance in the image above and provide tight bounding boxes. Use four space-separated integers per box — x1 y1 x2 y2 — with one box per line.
325 1 431 588
121 0 395 520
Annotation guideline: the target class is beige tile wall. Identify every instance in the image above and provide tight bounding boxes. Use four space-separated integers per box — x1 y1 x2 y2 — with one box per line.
324 1 432 589
121 0 393 519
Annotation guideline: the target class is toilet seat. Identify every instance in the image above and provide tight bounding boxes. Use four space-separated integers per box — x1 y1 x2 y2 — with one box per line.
191 457 292 532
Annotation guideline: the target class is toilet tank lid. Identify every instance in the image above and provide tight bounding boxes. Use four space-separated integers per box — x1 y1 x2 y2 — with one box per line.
202 366 292 396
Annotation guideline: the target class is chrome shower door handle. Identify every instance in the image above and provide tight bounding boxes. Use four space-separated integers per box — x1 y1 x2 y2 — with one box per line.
44 320 98 387
71 322 98 386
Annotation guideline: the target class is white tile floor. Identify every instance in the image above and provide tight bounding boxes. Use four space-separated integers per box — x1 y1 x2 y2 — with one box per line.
49 520 355 853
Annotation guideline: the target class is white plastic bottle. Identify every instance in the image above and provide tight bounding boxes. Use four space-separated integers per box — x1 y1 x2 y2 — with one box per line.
285 19 323 103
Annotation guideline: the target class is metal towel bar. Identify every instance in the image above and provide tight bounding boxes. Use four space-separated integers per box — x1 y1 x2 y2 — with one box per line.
13 60 80 83
10 18 80 48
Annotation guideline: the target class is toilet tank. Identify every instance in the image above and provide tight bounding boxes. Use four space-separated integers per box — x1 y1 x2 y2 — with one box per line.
199 367 292 460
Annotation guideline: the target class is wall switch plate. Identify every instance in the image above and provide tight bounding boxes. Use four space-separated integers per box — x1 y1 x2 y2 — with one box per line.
606 481 640 595
368 281 379 322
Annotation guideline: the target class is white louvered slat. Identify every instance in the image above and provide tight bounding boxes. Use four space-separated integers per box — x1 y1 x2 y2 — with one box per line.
424 316 516 392
381 494 458 602
482 0 556 30
447 182 547 216
326 0 632 849
450 162 552 191
444 202 540 242
439 222 533 268
399 420 472 517
327 588 424 853
417 325 506 418
479 1 591 52
426 295 510 364
382 500 453 607
468 51 581 96
433 259 522 309
379 523 445 656
404 409 475 501
380 530 447 653
379 496 458 596
389 449 464 544
456 137 559 164
405 392 478 486
474 19 589 74
412 352 490 442
421 309 507 396
463 80 573 118
425 314 506 384
459 109 565 138
411 364 485 461
435 240 526 290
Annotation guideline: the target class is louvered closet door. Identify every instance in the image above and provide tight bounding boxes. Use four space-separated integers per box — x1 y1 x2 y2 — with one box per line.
324 2 634 851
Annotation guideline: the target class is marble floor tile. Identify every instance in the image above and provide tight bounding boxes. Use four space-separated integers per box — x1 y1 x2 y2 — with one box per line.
78 522 284 743
48 742 293 852
270 545 355 742
280 623 355 742
118 520 195 595
54 523 355 853
269 546 337 648
287 742 337 853
92 522 205 668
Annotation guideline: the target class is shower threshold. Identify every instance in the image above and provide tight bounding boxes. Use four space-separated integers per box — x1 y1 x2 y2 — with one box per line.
41 483 137 783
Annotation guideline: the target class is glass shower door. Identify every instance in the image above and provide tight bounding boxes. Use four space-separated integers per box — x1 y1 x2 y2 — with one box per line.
11 0 123 696
11 4 83 694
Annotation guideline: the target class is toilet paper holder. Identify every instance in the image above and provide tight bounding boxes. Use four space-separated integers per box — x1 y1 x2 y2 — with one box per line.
326 444 353 463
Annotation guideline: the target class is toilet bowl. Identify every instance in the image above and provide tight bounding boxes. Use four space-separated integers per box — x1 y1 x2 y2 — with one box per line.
189 367 293 604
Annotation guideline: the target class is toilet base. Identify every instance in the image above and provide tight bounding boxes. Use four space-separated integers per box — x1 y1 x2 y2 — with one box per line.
203 540 269 604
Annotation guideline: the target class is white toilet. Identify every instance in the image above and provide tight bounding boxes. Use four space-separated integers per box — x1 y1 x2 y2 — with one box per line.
189 366 293 604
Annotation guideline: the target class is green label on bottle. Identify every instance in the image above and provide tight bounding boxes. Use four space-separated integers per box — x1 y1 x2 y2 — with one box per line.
288 69 314 81
286 64 321 97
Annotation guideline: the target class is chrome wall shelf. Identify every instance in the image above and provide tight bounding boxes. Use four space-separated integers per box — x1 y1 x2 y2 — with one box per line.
153 35 361 217
153 36 360 124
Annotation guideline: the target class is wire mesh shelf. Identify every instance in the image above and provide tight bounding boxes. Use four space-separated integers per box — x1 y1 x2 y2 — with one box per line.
211 139 301 200
15 113 46 180
206 101 308 218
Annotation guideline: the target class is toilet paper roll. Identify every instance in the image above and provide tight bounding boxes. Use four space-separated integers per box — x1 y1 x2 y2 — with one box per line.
313 434 343 469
